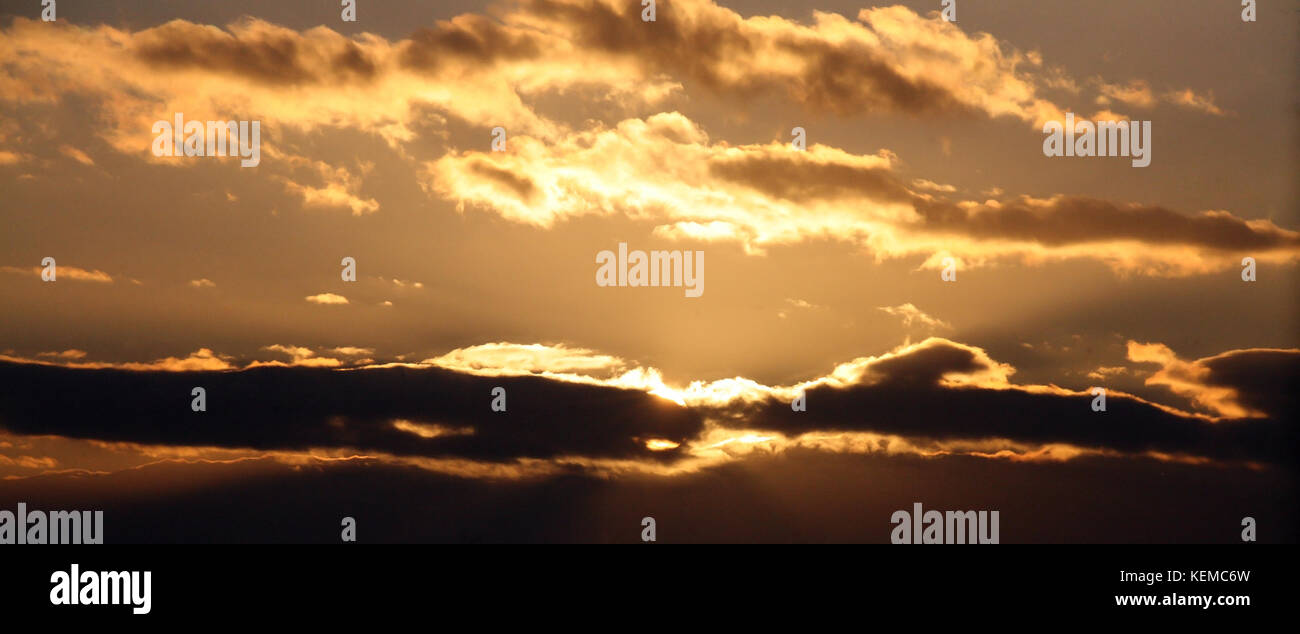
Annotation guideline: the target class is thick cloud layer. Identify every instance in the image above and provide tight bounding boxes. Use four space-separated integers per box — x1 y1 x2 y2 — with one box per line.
0 361 702 463
0 338 1293 471
3 3 1293 274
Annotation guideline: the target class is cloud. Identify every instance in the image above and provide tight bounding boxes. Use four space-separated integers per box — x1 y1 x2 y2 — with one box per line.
910 197 1300 271
277 154 379 216
1093 79 1227 116
331 347 375 357
119 349 237 372
0 0 1138 170
1095 79 1156 109
878 303 951 331
0 348 236 372
391 420 475 440
0 338 1291 473
0 264 113 282
0 3 1260 269
1128 342 1299 419
718 338 1293 465
1087 366 1128 380
305 292 349 305
0 9 653 160
911 178 956 193
250 344 343 368
130 19 379 87
779 298 824 318
37 349 88 360
426 112 1300 273
499 0 1072 125
1 345 383 373
425 342 626 376
1164 88 1227 116
0 454 57 470
0 358 703 464
58 144 94 166
784 298 819 310
381 277 423 289
189 278 216 288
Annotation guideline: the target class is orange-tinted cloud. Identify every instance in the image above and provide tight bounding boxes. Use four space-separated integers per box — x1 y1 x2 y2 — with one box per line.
1 264 113 282
1128 341 1299 419
0 348 236 372
1164 87 1227 116
427 112 1300 274
878 303 951 331
305 292 349 305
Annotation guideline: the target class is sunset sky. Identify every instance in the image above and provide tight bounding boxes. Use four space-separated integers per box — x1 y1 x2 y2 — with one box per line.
0 0 1296 542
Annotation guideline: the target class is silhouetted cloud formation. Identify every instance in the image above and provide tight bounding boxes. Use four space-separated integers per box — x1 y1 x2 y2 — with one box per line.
0 362 702 463
0 338 1293 468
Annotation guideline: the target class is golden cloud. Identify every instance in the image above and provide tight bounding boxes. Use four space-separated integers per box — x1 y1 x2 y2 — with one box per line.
426 112 1300 274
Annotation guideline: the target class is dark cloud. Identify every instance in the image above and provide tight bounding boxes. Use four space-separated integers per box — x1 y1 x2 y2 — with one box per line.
0 362 701 463
1200 349 1300 420
468 157 538 200
716 340 1297 465
704 148 1299 253
2 337 1296 467
768 34 970 117
132 19 378 85
855 340 990 387
400 14 544 72
10 2 1036 122
521 0 968 116
709 154 915 203
913 196 1300 251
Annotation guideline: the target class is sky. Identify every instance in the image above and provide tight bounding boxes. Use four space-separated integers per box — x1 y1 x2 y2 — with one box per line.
0 0 1296 542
